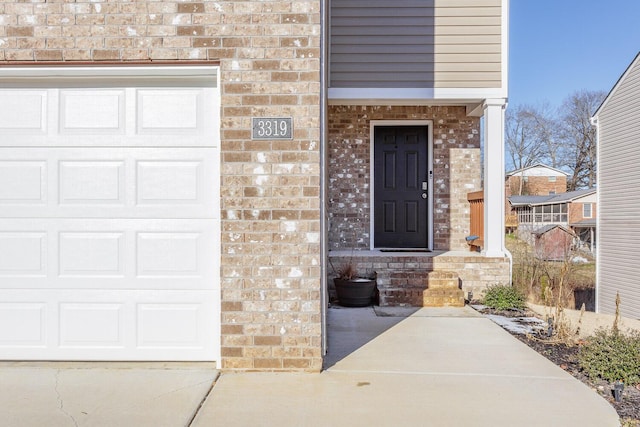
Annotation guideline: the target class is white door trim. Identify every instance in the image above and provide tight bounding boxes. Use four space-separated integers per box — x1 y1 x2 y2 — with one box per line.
369 120 434 251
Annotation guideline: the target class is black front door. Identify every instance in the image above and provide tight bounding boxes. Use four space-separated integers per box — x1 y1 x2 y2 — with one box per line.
374 126 429 249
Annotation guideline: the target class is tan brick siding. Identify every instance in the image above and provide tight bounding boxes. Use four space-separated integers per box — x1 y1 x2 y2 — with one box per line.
569 202 595 224
2 0 323 372
506 176 567 197
328 105 481 252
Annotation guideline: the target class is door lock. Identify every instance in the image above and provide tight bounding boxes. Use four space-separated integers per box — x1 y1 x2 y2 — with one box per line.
421 193 427 199
422 181 428 190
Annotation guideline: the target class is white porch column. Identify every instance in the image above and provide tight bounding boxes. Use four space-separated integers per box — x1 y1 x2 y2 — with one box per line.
483 99 507 257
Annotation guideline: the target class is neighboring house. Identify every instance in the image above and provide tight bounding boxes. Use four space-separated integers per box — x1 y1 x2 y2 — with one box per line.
591 52 640 320
504 164 568 232
509 189 597 252
569 191 597 253
0 0 510 371
506 164 568 198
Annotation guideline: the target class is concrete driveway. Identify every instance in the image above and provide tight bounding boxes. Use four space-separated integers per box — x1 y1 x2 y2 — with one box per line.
0 362 218 426
0 306 621 426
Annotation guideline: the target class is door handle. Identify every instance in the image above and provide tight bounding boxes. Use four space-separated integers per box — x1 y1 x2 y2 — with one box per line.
421 193 427 199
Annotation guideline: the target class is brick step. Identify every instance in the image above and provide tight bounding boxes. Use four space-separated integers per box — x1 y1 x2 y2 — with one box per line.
425 271 460 289
426 271 459 280
423 288 465 307
426 278 460 289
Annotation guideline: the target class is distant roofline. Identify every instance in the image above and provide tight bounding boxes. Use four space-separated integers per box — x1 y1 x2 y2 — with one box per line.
506 163 569 177
509 188 596 206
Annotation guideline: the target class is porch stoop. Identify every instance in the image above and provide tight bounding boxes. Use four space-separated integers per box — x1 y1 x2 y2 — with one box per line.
422 271 465 307
327 251 510 307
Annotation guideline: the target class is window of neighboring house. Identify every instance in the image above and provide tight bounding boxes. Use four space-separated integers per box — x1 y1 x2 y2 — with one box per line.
548 176 556 182
531 204 567 223
533 205 542 222
583 203 593 218
517 206 532 223
549 191 555 195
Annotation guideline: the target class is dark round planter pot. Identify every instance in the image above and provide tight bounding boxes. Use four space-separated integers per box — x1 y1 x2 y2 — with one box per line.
334 278 376 307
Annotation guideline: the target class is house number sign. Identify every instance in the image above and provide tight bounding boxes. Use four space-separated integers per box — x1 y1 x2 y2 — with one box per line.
252 117 293 140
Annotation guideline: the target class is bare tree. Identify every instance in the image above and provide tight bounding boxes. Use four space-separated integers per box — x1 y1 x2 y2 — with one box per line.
505 104 546 171
558 90 606 190
535 102 563 169
505 103 560 194
506 91 606 191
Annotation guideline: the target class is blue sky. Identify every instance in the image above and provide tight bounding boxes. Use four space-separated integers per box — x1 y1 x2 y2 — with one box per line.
509 1 640 108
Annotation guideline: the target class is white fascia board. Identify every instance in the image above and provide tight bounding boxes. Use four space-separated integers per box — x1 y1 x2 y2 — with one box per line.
328 87 506 105
502 0 509 99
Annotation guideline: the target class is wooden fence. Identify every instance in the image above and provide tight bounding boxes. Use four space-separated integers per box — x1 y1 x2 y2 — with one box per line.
467 190 484 251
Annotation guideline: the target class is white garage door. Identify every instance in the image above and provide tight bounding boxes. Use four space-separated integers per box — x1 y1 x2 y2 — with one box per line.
0 68 220 361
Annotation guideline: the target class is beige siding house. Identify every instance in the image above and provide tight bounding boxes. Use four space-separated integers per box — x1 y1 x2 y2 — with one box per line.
327 0 510 307
591 52 640 320
330 0 503 89
0 0 511 371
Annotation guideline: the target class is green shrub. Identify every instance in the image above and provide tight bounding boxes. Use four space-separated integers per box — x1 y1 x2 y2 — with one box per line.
482 285 526 310
578 328 640 385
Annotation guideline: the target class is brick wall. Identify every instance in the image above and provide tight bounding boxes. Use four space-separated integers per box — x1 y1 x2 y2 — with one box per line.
216 1 322 372
569 202 595 224
2 0 323 372
506 176 567 197
328 105 481 251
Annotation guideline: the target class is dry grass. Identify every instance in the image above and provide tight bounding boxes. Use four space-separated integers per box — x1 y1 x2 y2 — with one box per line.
506 234 595 310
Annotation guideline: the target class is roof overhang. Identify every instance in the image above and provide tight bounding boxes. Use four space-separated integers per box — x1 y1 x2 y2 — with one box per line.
327 87 506 117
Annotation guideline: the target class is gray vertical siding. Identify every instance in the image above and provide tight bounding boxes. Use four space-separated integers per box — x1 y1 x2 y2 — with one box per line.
596 57 640 319
330 0 502 89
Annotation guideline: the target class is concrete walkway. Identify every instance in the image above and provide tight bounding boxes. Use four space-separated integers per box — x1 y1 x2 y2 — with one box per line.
193 306 620 427
0 307 621 426
0 362 218 426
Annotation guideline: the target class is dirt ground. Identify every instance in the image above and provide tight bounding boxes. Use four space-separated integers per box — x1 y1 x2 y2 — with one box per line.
478 307 640 425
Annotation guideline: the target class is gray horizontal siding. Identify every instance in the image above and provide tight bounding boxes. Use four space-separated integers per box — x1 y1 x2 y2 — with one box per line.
596 58 640 318
330 0 502 89
598 221 640 318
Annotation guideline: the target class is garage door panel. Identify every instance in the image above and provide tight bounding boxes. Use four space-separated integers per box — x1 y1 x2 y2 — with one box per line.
0 303 46 347
0 290 217 360
59 232 125 277
60 89 125 134
0 87 217 147
0 232 47 277
59 303 125 348
0 160 47 204
137 89 202 133
0 148 217 218
0 89 47 133
0 219 218 290
137 160 201 204
60 160 125 204
137 303 202 348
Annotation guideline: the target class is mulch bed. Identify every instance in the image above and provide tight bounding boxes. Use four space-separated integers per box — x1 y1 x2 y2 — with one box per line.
477 307 640 425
